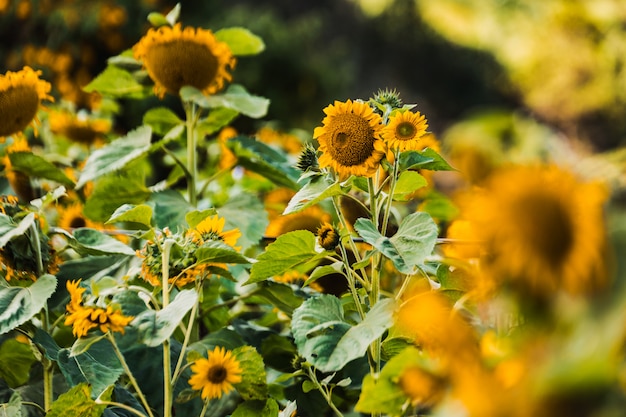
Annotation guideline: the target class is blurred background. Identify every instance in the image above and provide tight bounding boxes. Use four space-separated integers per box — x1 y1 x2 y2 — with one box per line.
2 0 626 154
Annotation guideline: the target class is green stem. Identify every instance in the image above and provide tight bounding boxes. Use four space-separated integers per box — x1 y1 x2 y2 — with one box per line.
21 401 46 415
107 333 155 417
198 398 211 417
305 365 344 417
162 239 175 417
172 297 199 384
185 102 199 207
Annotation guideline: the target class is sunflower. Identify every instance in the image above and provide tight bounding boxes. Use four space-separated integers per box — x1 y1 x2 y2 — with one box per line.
313 100 385 180
0 66 52 138
133 23 236 98
381 109 429 161
2 137 35 202
187 214 241 249
316 222 340 251
64 279 134 338
188 346 242 400
48 110 111 146
460 164 609 297
56 202 99 230
398 365 446 408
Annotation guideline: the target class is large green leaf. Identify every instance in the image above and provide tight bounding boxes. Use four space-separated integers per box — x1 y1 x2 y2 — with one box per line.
196 107 239 137
232 399 278 417
218 193 268 251
57 340 123 397
248 281 304 315
0 338 36 387
142 107 183 136
393 171 427 201
180 84 269 119
195 240 252 265
233 345 268 400
148 190 194 230
106 203 153 229
76 126 152 189
83 174 152 222
246 230 322 284
70 228 136 256
133 289 197 347
227 135 299 189
83 65 147 98
215 27 265 56
354 218 410 274
0 212 35 249
398 148 456 172
292 295 395 372
8 152 75 187
46 383 112 417
0 274 57 335
283 176 350 215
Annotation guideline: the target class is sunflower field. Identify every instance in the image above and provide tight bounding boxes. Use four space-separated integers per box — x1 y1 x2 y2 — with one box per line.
1 1 626 417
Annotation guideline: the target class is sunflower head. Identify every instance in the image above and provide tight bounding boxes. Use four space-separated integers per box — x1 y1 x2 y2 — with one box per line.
381 110 429 160
0 67 52 138
317 222 340 251
48 110 111 145
313 99 385 180
187 214 241 249
295 143 320 175
133 23 236 98
460 164 610 298
188 346 243 400
399 365 446 408
371 88 403 111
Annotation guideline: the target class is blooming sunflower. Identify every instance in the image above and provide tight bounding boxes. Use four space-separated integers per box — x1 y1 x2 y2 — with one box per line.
133 23 236 98
313 100 385 180
64 279 134 338
0 67 52 138
188 346 242 400
460 164 609 297
381 109 429 160
56 203 99 230
48 110 111 146
187 214 241 249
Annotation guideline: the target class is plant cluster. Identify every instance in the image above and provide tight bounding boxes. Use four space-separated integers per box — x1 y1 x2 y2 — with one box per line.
1 4 625 417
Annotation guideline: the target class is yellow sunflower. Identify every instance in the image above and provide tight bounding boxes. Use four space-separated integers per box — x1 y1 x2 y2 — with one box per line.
56 202 99 230
188 346 242 400
460 164 609 297
381 109 429 161
313 100 385 180
0 66 52 138
187 214 241 249
133 23 236 98
48 110 111 146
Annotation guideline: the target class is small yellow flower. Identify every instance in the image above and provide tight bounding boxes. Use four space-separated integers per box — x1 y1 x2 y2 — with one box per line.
313 100 385 180
381 110 429 161
0 66 52 138
133 23 236 98
48 110 111 146
188 346 242 400
187 214 241 249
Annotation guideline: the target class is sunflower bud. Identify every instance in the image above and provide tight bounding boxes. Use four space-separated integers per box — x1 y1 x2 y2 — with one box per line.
317 222 340 251
372 88 403 111
295 143 320 174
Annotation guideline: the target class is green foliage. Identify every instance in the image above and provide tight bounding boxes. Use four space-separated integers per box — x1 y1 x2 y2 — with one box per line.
215 27 266 56
83 65 148 99
46 383 111 417
232 399 279 417
69 228 136 256
180 84 269 119
0 275 57 335
8 152 75 188
233 345 269 400
283 176 350 215
0 337 37 387
106 204 154 229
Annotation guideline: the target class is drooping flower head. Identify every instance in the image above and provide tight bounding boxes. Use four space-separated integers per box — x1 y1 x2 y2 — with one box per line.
48 110 111 146
460 164 609 297
133 23 236 98
0 67 52 138
313 100 385 180
64 279 134 338
317 222 340 251
381 110 429 161
188 346 242 400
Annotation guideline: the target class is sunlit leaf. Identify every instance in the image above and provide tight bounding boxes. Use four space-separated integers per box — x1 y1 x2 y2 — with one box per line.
8 152 75 187
83 65 147 98
0 274 57 335
398 148 455 171
215 27 265 56
354 218 410 274
76 126 152 189
390 212 438 268
233 345 268 400
84 174 152 222
143 107 183 136
283 176 350 215
106 204 153 229
70 228 136 256
392 171 427 201
232 399 279 417
148 189 193 230
246 230 322 284
47 383 112 417
180 84 269 119
185 209 218 229
196 107 239 137
195 240 252 264
218 193 268 251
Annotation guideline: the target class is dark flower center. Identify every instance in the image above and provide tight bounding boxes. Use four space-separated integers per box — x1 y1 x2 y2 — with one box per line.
396 121 417 140
0 86 40 136
328 113 375 167
207 365 228 383
69 216 87 229
146 40 219 95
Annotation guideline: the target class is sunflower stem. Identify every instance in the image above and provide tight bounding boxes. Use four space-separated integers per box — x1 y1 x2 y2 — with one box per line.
198 398 211 417
162 239 175 417
185 102 199 207
367 178 382 375
106 332 155 417
305 364 344 417
172 287 199 384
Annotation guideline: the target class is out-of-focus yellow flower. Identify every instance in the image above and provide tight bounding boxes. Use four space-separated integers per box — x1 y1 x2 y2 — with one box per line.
49 110 111 146
188 346 242 400
133 23 236 98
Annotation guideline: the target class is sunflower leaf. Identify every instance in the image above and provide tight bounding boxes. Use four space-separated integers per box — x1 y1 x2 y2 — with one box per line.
106 203 153 228
233 345 268 400
246 230 321 284
215 27 265 56
0 212 35 249
0 338 37 387
0 274 57 335
195 240 252 265
398 148 456 171
393 171 427 201
232 399 279 417
283 176 351 215
354 218 411 274
143 107 183 136
180 84 270 119
83 65 147 98
390 211 438 268
46 383 112 417
8 152 75 188
70 228 136 256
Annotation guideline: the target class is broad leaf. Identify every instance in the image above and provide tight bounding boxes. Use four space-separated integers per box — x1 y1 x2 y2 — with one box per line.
0 338 37 387
180 84 269 119
0 212 35 249
390 212 438 268
83 65 147 98
133 289 197 347
283 176 350 215
9 152 75 187
70 228 136 256
195 240 252 265
215 27 265 56
47 383 112 417
393 171 427 201
148 190 193 230
84 174 152 222
354 218 410 274
218 193 268 251
232 399 278 417
0 274 57 335
398 148 456 172
142 107 183 136
185 209 218 229
233 345 268 400
76 126 152 189
0 391 22 417
196 107 239 137
106 204 153 229
246 230 321 284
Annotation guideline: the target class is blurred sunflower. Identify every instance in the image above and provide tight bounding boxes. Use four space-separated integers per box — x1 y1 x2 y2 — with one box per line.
189 346 242 400
64 279 134 338
399 365 446 408
48 110 111 146
460 164 609 297
381 109 429 161
313 100 385 180
2 137 35 202
133 23 236 98
0 67 52 138
56 202 99 230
